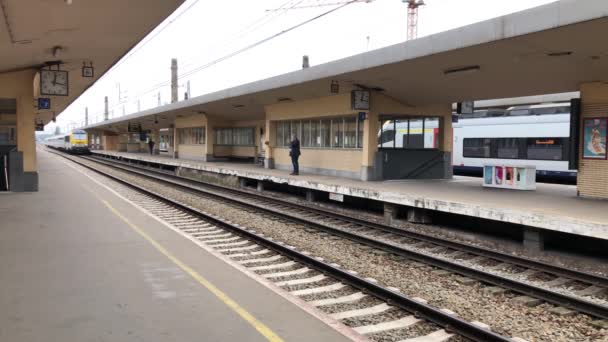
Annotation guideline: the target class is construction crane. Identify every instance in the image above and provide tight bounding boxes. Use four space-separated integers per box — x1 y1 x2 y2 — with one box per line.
403 0 424 41
266 0 373 12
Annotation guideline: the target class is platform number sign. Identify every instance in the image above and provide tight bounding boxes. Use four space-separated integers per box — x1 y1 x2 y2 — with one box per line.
37 98 51 110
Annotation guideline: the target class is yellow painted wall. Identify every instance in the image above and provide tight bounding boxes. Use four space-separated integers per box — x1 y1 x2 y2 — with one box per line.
214 145 256 157
175 114 207 158
0 69 37 172
178 144 206 159
578 82 608 199
265 92 451 173
274 148 362 172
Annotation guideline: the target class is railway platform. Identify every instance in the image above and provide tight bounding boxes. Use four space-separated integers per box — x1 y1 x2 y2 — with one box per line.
91 150 608 251
0 148 354 342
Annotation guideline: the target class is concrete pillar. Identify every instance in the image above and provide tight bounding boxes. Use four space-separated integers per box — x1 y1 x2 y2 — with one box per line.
383 203 399 225
172 126 179 159
306 189 316 202
204 119 214 162
577 82 608 199
239 178 247 188
361 110 379 181
16 92 36 174
264 119 275 169
257 181 264 192
406 207 432 224
523 228 545 252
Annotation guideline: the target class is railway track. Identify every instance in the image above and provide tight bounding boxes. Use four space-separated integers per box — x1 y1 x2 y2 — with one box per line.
79 153 608 322
51 150 518 342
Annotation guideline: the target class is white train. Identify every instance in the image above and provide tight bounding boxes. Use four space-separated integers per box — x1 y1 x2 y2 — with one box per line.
44 129 90 154
453 103 576 181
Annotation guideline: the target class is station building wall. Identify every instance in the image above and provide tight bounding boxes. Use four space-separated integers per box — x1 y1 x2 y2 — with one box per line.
265 92 452 180
578 82 608 199
0 70 37 191
174 114 208 161
212 119 264 159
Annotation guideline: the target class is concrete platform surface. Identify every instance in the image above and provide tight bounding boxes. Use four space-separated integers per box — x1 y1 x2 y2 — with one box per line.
93 151 608 241
0 149 352 342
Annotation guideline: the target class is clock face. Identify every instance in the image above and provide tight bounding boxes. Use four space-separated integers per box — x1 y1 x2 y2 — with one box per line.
352 90 370 110
40 70 69 96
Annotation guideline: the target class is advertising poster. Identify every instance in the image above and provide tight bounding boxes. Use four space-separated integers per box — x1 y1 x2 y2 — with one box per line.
583 118 607 159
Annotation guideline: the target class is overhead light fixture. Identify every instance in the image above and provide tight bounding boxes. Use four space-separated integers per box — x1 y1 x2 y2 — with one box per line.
277 97 293 103
52 46 63 58
547 51 572 57
65 0 73 4
196 110 207 114
443 65 480 75
232 104 245 108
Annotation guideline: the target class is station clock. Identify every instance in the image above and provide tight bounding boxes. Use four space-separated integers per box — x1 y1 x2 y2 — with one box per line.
40 70 69 96
351 90 370 110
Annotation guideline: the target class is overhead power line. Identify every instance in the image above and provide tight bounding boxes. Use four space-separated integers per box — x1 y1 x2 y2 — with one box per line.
134 0 363 99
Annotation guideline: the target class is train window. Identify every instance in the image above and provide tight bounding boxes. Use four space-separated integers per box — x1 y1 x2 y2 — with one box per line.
526 138 567 160
424 118 439 148
530 106 570 116
508 109 530 116
64 136 70 142
463 138 491 158
496 138 519 159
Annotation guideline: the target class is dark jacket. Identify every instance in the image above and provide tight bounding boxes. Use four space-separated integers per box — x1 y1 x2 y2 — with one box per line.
289 138 301 157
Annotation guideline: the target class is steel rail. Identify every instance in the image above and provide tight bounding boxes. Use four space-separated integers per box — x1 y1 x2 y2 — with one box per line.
55 151 513 342
82 153 608 319
87 154 608 287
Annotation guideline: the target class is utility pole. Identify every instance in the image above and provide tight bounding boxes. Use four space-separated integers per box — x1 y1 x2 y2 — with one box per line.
104 96 109 121
137 99 141 112
171 58 178 103
85 107 88 126
157 92 161 106
187 80 191 99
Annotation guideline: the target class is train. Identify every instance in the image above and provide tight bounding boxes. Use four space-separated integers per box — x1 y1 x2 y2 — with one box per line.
44 129 90 154
378 103 576 182
453 103 576 182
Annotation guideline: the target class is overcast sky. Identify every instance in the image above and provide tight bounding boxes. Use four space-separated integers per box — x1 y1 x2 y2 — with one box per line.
48 0 557 133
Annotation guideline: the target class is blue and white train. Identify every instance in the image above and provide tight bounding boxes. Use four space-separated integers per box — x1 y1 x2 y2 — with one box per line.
453 103 576 181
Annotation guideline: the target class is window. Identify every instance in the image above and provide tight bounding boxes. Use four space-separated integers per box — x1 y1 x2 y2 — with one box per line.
463 138 491 158
463 137 569 161
214 127 255 146
378 117 440 149
276 115 363 149
496 138 519 159
526 138 567 160
331 118 343 148
178 127 206 145
357 118 364 148
302 121 312 147
344 117 357 148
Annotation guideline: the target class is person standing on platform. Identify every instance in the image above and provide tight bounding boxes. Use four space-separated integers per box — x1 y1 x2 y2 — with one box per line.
289 134 300 175
148 138 155 155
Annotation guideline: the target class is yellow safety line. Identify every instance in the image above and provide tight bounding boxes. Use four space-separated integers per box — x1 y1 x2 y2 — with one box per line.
87 189 284 342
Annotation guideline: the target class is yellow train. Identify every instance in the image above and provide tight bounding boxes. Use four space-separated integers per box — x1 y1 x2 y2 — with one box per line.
45 129 90 154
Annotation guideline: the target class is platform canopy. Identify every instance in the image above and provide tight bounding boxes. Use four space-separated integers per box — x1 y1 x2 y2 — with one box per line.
85 0 608 132
0 0 184 124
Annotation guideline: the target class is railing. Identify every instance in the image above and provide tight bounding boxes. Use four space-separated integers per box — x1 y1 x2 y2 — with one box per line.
402 152 444 179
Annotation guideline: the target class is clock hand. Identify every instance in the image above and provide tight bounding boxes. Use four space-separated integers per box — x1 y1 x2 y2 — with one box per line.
52 73 57 86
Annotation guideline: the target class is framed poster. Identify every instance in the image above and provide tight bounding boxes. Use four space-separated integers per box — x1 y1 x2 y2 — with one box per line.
582 118 607 160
